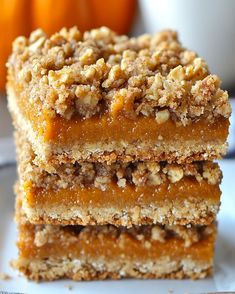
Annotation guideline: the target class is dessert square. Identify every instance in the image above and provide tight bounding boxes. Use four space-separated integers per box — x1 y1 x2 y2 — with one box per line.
16 132 221 227
14 193 216 281
7 27 231 170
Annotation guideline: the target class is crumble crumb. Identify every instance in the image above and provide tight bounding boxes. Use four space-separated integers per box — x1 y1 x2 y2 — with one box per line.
30 222 215 249
202 161 222 185
144 241 152 249
155 109 170 124
151 226 166 242
131 206 141 223
74 85 101 118
117 178 126 188
94 175 111 191
203 225 215 236
166 225 200 247
163 164 184 183
136 234 144 241
0 272 11 280
34 226 60 247
116 169 127 188
8 27 231 124
34 227 50 247
65 284 73 290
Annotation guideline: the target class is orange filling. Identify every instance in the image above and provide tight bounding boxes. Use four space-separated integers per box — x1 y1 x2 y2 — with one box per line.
12 85 229 144
18 222 215 262
45 114 229 145
24 178 220 208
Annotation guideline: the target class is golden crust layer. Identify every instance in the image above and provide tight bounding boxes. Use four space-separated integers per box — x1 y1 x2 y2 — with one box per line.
7 27 231 124
13 258 213 281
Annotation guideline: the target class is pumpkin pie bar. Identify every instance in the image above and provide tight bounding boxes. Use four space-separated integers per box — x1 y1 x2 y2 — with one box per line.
14 193 216 281
16 132 221 227
7 27 231 171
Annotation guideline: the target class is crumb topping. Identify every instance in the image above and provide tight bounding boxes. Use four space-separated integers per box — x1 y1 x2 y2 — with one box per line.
8 27 231 124
17 134 221 191
34 226 60 247
165 225 200 247
151 226 166 242
32 223 215 249
24 158 221 191
202 161 222 185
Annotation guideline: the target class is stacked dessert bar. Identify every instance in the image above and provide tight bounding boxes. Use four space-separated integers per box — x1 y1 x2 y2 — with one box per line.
7 27 231 281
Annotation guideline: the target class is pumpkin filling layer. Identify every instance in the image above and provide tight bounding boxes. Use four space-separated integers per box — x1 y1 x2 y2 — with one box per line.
11 84 229 144
36 113 230 144
22 178 220 226
15 223 216 281
25 178 220 207
17 222 215 262
7 84 230 167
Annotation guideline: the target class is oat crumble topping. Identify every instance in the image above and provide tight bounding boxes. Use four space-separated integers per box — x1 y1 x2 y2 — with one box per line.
18 136 221 191
151 226 166 242
32 223 214 248
8 27 231 124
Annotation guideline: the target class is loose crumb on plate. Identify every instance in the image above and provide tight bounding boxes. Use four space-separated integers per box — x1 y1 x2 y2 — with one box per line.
65 284 73 290
0 272 12 280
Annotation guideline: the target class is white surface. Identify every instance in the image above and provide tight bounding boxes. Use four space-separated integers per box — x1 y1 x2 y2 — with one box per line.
0 137 15 165
139 0 235 89
0 95 13 138
228 100 235 155
0 161 235 293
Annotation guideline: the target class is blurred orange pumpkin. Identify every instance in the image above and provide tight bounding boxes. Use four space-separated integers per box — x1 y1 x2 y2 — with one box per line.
0 0 137 91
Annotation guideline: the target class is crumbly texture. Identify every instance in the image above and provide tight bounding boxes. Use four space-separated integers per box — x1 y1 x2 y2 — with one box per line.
8 87 228 166
33 138 227 168
7 27 231 125
13 257 212 281
30 224 212 248
14 195 215 281
22 200 219 227
15 131 222 191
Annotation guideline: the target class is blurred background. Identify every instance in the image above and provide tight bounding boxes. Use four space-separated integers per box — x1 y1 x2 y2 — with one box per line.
0 0 234 161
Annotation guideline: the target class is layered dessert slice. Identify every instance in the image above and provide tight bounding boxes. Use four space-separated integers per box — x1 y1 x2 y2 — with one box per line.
7 27 231 170
14 194 217 281
16 132 221 227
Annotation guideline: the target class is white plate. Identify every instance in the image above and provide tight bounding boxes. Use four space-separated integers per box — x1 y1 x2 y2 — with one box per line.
0 161 235 294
